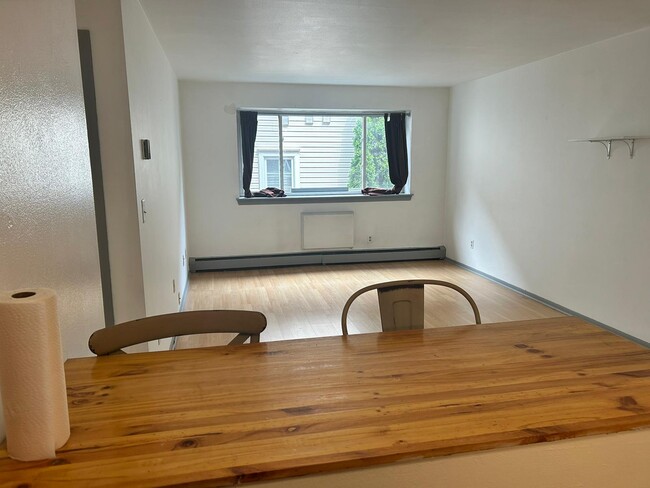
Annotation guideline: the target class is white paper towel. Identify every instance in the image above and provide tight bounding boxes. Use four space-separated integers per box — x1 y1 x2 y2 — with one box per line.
0 288 70 461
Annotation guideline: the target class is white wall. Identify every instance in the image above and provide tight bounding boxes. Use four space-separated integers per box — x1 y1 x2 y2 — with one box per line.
445 27 650 341
76 0 147 325
180 82 449 257
0 0 105 440
76 0 188 334
121 0 188 333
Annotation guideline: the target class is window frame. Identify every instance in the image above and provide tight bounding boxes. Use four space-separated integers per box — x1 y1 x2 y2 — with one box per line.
238 109 412 201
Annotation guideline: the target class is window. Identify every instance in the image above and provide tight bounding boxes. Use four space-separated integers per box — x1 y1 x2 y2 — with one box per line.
259 155 294 191
242 111 408 197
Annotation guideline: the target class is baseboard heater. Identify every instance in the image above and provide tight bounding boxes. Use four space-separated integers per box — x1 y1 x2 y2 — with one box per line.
190 246 446 272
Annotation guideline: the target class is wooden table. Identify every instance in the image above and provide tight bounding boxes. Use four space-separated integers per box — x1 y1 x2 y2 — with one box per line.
2 316 650 487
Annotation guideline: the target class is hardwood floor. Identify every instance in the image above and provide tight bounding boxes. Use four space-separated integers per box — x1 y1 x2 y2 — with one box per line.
177 259 564 349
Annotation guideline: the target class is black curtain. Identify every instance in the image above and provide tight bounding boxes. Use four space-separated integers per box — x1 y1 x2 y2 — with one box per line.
384 112 408 193
240 111 258 197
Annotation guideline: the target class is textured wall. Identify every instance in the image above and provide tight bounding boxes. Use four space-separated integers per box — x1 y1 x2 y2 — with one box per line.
0 0 105 439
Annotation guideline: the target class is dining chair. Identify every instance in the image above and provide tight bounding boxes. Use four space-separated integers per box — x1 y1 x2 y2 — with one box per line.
88 310 267 355
341 279 481 335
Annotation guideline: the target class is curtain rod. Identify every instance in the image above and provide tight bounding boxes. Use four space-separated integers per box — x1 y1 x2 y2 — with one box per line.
238 108 411 116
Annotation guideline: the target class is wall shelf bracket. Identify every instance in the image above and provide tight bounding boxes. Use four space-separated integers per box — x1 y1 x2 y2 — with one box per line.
596 140 612 159
569 136 650 159
621 138 635 158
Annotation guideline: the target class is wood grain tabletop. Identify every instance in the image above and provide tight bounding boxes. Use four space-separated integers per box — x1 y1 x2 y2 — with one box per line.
2 316 650 487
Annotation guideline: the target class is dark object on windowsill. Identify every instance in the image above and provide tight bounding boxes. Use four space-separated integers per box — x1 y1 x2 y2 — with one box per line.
251 187 286 198
361 185 403 196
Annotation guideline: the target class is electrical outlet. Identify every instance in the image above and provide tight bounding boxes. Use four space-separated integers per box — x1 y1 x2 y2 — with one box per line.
368 235 373 243
178 292 181 305
470 240 475 249
182 254 185 267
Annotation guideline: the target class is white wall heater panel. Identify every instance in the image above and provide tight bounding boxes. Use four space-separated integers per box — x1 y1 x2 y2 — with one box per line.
301 212 354 250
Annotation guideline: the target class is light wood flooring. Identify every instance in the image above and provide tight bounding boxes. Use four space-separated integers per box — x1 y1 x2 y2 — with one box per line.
177 259 564 349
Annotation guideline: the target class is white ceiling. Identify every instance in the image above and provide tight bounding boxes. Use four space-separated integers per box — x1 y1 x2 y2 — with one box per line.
140 0 650 87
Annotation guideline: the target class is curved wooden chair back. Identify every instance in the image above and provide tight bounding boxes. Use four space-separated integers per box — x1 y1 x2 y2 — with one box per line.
89 310 267 356
341 279 481 335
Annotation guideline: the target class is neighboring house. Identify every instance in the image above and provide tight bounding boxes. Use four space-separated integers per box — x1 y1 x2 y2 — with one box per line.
252 114 357 193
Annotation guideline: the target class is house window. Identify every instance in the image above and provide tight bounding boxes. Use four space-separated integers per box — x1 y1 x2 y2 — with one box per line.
244 111 408 196
259 155 294 192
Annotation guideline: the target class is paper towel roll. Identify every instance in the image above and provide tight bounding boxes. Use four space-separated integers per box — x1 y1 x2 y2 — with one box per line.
0 288 70 461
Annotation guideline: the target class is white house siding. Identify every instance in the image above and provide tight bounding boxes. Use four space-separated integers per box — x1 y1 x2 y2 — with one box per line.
252 115 356 192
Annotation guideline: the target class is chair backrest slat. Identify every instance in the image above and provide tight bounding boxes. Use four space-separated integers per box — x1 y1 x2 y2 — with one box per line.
341 279 481 335
377 284 425 331
89 310 267 355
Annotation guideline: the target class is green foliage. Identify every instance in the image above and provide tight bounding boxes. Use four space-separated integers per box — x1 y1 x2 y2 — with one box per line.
348 121 363 188
348 117 390 189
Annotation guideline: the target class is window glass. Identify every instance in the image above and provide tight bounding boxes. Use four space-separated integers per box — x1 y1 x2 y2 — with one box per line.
283 115 357 193
364 116 390 188
264 157 293 192
247 112 405 196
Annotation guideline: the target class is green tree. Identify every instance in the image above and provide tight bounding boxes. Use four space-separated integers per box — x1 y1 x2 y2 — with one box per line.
348 117 390 189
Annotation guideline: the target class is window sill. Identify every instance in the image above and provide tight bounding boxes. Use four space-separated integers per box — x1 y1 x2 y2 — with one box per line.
236 193 413 205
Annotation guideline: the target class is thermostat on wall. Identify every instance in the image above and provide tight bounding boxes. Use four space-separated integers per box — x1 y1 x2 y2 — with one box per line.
141 139 151 160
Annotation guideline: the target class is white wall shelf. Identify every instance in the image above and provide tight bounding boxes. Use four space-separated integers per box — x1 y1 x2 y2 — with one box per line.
569 136 650 159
